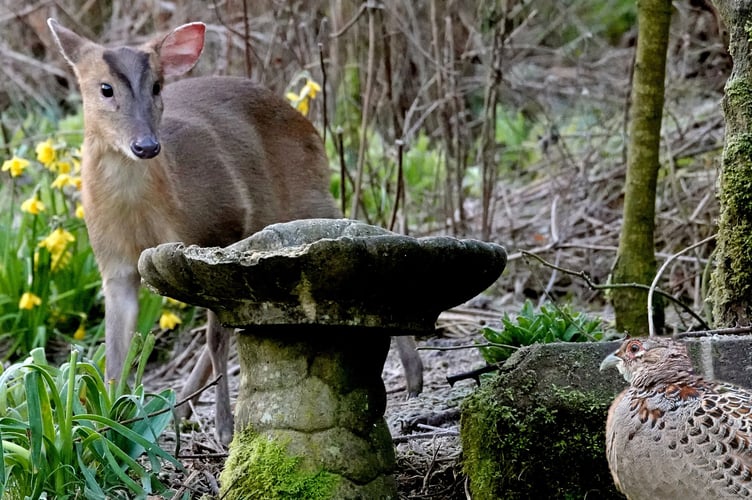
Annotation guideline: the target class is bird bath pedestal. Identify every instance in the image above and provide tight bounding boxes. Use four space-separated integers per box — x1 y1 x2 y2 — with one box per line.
138 219 507 499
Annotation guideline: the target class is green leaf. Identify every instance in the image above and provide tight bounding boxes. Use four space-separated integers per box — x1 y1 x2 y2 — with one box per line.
24 371 44 471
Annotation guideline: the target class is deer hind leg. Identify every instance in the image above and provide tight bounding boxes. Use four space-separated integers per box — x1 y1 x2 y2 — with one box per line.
176 310 234 445
395 336 424 397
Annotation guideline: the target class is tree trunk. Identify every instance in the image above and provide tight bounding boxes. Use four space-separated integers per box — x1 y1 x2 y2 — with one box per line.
611 0 671 335
711 0 752 325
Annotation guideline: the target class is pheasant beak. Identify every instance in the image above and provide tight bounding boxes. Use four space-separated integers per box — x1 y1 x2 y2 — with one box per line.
601 352 632 382
600 352 623 372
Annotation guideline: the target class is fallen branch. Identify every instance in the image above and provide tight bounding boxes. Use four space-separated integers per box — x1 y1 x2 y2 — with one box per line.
446 365 498 386
393 430 459 444
674 325 752 339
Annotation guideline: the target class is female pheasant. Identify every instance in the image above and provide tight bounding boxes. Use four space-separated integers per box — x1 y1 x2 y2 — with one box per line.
600 337 752 499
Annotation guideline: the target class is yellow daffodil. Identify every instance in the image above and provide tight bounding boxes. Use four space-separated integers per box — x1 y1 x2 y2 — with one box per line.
296 97 310 116
286 91 301 104
21 195 45 215
19 292 42 310
39 227 75 253
35 139 56 168
302 78 321 99
159 311 182 330
285 91 310 115
50 172 81 190
51 173 73 189
74 322 86 340
39 227 75 271
55 161 72 174
75 203 85 219
286 77 321 116
72 157 82 173
2 156 30 177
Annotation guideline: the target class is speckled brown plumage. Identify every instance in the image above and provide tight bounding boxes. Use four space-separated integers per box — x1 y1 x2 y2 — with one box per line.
601 337 752 499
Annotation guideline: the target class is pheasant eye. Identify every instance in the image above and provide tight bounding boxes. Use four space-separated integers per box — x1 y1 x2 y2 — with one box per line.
628 342 641 354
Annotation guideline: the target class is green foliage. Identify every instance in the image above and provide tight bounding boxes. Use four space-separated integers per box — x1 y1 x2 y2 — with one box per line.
549 0 636 48
0 119 176 360
0 133 99 358
494 107 540 173
327 128 445 227
0 332 182 499
480 300 612 363
220 427 339 500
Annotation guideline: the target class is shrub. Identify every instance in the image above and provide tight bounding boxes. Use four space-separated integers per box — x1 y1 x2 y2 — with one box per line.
480 300 615 363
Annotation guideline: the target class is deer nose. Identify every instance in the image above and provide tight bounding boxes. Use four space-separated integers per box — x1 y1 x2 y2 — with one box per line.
130 137 161 159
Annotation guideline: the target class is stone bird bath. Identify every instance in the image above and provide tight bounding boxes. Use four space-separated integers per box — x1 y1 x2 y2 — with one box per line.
138 218 507 499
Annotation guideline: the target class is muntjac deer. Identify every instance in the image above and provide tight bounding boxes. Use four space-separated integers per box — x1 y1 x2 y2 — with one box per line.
47 19 423 444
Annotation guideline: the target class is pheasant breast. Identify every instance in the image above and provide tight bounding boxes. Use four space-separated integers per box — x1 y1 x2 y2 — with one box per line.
601 337 752 499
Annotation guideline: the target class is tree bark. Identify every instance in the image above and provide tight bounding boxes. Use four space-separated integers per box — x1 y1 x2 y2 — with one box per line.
711 0 752 325
611 0 671 335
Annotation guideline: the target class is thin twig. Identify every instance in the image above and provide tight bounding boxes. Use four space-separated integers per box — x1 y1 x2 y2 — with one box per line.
241 0 252 77
389 140 405 232
350 2 378 218
520 250 710 330
318 41 328 144
648 234 716 336
418 342 519 352
336 127 347 216
328 2 371 39
177 452 229 460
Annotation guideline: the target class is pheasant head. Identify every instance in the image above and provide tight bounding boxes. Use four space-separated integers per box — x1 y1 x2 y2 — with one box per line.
600 337 696 389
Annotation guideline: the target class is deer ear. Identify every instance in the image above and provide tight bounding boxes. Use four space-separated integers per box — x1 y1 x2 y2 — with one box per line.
157 22 205 77
47 18 94 67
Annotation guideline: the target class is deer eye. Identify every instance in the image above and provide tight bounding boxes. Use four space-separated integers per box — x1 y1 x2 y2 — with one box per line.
152 82 161 96
100 83 114 98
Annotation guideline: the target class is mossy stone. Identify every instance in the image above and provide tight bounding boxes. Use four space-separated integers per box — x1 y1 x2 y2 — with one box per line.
460 341 625 499
219 427 340 500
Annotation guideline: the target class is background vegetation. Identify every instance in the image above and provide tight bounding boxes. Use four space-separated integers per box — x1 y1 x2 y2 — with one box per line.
0 0 725 351
0 0 731 496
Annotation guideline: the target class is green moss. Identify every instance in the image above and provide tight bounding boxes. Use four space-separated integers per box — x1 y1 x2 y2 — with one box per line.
461 373 621 499
219 427 339 500
712 77 752 324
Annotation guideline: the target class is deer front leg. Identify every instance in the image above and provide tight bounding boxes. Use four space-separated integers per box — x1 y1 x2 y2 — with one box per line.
103 270 141 382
